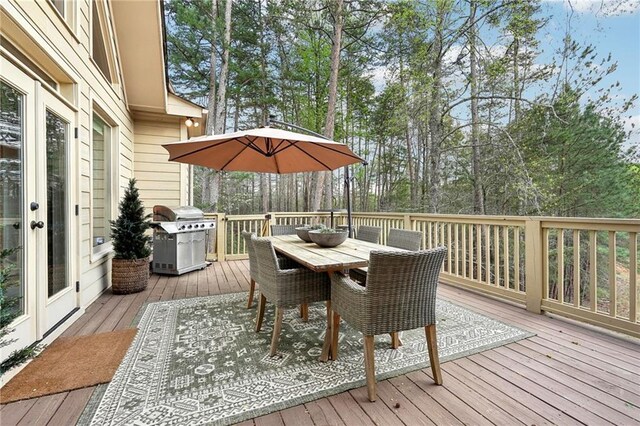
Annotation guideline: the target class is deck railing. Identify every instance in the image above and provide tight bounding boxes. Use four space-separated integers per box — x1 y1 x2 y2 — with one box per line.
204 212 639 338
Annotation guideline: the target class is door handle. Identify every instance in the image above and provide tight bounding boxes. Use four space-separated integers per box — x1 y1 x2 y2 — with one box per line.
30 220 45 230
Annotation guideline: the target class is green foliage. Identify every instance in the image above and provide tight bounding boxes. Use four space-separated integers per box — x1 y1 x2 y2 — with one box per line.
165 0 638 219
0 246 43 376
110 179 151 260
515 86 638 217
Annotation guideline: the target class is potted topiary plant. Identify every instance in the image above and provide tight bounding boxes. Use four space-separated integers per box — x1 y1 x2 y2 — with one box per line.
110 178 151 294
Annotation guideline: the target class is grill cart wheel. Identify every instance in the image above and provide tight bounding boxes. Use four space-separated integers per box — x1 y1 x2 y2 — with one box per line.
111 257 150 294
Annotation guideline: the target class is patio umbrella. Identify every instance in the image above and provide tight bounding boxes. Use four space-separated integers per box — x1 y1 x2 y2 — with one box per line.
162 127 362 174
162 126 364 235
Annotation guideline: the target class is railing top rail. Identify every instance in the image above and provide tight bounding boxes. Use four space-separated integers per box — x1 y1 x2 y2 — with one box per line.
350 212 640 224
205 213 263 220
539 217 640 226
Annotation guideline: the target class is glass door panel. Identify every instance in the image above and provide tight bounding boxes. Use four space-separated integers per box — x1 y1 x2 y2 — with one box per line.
45 110 68 297
0 61 37 359
0 81 25 316
40 89 76 334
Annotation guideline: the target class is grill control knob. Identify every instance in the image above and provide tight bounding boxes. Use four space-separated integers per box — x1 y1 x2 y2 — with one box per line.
188 225 193 229
180 225 186 230
210 223 214 227
200 224 205 228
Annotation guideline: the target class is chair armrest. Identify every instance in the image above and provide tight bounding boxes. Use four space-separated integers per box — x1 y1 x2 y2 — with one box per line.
330 273 366 295
330 272 368 330
279 267 328 283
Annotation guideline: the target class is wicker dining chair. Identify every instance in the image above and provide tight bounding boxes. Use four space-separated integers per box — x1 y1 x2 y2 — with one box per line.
330 246 447 402
387 228 423 251
270 224 300 236
241 231 260 308
355 225 382 244
252 236 331 356
349 228 423 285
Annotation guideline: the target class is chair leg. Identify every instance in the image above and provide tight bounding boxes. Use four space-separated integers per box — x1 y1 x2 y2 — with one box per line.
255 294 266 332
363 335 376 402
425 324 442 385
331 311 341 359
270 307 284 356
247 279 256 308
300 303 309 322
390 332 402 349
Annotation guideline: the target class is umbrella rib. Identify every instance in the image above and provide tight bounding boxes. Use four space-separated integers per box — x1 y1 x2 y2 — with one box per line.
272 139 362 163
219 136 267 170
274 139 362 170
169 139 242 161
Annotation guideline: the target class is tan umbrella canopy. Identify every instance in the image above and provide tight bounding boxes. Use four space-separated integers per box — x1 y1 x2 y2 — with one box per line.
162 127 363 174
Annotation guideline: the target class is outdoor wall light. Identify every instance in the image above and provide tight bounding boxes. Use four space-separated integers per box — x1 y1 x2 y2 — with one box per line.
185 117 194 127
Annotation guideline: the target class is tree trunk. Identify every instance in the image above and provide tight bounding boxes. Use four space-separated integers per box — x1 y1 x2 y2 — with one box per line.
215 0 232 134
310 0 343 212
202 0 219 212
427 4 445 214
469 0 484 214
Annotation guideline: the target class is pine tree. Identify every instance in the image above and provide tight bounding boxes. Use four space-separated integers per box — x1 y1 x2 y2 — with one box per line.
110 179 151 260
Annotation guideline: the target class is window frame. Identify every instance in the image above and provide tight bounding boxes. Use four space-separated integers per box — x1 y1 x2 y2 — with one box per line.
90 104 119 261
90 0 117 84
46 0 79 41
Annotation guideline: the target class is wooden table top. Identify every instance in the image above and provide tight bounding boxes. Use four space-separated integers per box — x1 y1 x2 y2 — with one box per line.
269 234 406 273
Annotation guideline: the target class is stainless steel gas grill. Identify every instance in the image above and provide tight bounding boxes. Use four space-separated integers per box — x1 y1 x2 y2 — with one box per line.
151 205 216 275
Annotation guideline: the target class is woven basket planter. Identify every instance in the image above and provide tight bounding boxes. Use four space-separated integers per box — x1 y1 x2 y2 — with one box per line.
111 257 149 294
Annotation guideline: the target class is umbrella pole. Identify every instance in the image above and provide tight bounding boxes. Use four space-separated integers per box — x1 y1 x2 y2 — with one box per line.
267 116 359 237
344 165 353 238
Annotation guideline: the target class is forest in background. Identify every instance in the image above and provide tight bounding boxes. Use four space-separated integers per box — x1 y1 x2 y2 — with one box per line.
165 0 640 218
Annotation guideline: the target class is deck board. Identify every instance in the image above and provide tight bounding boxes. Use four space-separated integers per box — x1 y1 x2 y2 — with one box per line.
2 259 639 426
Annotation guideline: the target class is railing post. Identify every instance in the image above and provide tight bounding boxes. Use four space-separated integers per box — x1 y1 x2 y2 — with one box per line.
216 213 226 262
404 214 411 230
261 214 272 237
525 218 543 314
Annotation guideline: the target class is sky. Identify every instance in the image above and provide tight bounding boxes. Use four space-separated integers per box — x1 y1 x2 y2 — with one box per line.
541 0 640 148
367 0 640 150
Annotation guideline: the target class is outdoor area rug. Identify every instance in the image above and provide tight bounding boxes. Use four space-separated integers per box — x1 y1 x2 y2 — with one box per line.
0 328 137 404
88 293 533 425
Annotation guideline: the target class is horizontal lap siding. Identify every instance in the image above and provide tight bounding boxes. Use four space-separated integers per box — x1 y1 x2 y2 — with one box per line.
5 1 134 307
134 119 186 214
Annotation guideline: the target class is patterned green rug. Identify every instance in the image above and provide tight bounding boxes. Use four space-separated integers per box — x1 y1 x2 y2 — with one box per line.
88 293 532 425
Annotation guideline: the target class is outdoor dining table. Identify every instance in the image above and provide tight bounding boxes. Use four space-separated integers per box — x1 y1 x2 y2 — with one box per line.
269 234 407 361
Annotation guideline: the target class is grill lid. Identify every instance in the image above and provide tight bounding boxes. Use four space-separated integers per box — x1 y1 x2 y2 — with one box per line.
153 205 204 222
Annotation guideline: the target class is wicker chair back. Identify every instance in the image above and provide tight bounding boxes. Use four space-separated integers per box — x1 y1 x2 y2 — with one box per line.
356 226 382 244
270 224 301 236
335 247 447 336
387 228 422 251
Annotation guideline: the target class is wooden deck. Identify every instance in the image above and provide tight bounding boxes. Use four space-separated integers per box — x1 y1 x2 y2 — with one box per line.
2 260 639 425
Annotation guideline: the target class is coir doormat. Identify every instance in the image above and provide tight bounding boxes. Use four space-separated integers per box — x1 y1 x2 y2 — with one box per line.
1 328 137 404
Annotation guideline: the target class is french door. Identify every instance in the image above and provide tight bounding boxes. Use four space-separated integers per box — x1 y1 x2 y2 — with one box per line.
1 60 77 358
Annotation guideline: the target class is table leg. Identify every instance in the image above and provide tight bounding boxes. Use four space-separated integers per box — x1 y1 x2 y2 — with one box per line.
319 300 332 362
332 310 341 359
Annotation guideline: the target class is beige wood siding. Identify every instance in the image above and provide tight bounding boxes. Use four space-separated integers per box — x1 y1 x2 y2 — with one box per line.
134 116 189 213
2 1 134 307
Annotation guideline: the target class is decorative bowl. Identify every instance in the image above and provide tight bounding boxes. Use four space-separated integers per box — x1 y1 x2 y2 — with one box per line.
308 230 348 248
295 227 313 242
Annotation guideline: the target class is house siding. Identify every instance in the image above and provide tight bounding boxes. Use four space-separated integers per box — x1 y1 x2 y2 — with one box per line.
1 1 189 316
133 116 189 214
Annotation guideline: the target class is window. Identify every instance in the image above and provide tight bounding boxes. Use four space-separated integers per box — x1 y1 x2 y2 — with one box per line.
92 0 113 81
92 114 111 249
50 0 65 17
